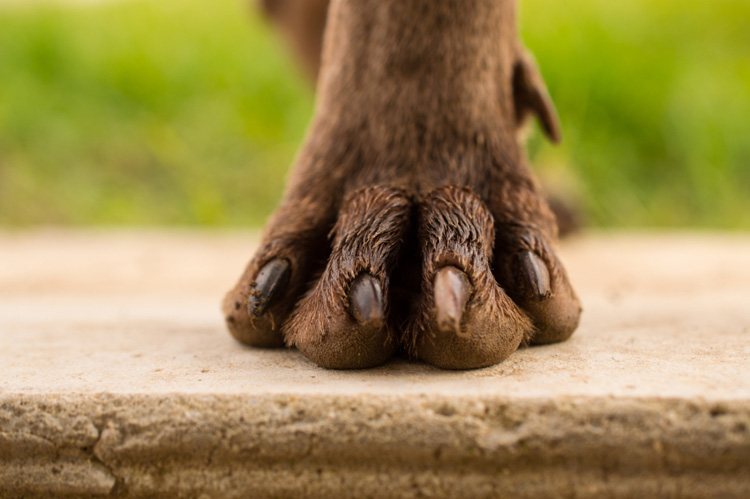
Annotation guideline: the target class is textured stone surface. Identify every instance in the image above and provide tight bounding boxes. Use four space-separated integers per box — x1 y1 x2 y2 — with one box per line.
1 230 749 497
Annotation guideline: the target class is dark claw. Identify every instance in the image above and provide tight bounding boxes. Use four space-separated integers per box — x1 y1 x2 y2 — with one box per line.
517 250 551 300
434 266 472 332
248 259 291 317
349 274 384 326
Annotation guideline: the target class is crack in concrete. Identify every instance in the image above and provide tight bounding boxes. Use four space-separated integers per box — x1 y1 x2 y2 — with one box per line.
90 420 118 496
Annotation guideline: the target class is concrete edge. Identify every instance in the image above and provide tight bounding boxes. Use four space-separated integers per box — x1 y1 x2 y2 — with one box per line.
2 393 749 498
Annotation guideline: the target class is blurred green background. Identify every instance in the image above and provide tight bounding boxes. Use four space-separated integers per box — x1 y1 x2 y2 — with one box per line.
0 0 748 228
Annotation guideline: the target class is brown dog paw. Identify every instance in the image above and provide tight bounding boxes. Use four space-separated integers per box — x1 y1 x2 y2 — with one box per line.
284 186 410 369
226 0 582 369
405 187 532 369
223 182 413 369
404 185 581 370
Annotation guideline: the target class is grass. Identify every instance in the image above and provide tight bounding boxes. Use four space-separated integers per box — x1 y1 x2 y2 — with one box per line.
0 0 748 228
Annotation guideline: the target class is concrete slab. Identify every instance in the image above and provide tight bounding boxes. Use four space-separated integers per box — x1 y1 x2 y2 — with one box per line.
1 230 749 497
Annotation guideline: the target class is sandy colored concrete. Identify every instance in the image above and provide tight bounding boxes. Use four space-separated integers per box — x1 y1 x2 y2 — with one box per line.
1 230 749 498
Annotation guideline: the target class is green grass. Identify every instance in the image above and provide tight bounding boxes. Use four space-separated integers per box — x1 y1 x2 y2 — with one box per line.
0 0 748 227
522 0 750 228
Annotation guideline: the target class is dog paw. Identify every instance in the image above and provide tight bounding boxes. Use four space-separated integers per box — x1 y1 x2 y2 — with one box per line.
224 0 581 369
405 186 580 369
224 170 580 369
224 184 410 368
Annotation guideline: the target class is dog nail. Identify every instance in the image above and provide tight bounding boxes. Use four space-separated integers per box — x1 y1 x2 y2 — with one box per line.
349 274 384 326
248 259 291 317
434 266 472 332
518 250 551 300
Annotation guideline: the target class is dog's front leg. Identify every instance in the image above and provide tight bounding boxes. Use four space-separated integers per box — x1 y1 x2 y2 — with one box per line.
227 0 581 369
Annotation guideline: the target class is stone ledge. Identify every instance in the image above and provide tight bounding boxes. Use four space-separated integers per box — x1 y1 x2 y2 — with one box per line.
1 230 749 498
3 394 749 498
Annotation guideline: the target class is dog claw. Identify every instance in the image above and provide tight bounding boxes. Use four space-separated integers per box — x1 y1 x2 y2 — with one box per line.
248 259 291 317
434 266 472 332
517 250 551 300
349 274 384 326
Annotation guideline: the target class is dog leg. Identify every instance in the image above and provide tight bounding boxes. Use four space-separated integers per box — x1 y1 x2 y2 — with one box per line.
229 0 581 368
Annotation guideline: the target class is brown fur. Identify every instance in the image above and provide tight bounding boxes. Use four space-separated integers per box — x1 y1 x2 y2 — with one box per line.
259 0 580 236
286 186 410 368
408 186 532 369
225 0 581 369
